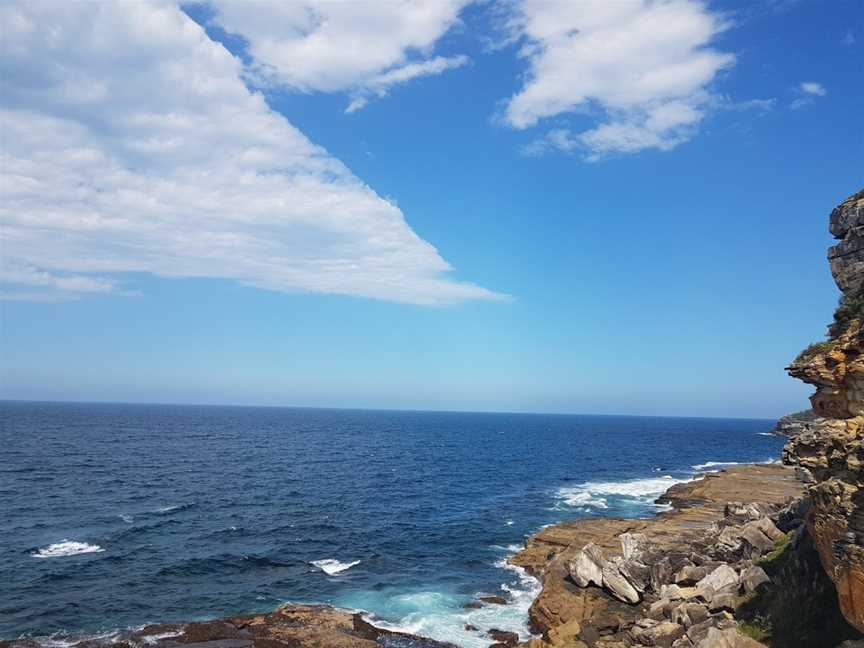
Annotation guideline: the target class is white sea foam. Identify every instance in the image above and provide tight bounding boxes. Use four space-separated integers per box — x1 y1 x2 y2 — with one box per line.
756 432 776 436
119 514 134 524
140 630 183 644
311 558 361 575
557 475 690 511
691 461 742 471
32 540 105 558
352 555 540 648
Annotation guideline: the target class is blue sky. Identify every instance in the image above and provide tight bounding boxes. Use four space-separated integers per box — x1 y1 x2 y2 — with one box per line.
1 0 861 417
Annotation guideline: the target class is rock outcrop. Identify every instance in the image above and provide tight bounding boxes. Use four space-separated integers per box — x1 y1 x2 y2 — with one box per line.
782 189 864 634
510 461 864 647
509 464 864 647
0 605 457 648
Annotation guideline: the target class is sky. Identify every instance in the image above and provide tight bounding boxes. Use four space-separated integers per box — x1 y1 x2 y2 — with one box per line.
0 0 862 418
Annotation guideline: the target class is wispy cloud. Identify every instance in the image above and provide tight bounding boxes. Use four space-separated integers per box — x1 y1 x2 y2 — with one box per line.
499 0 734 158
790 81 827 109
800 81 827 96
0 1 503 306
206 0 472 112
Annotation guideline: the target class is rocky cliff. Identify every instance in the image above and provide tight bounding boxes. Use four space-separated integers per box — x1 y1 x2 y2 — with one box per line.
499 190 864 648
782 189 864 633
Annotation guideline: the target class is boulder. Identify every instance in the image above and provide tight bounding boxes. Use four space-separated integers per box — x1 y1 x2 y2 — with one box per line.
748 517 784 542
487 629 519 646
602 558 641 604
620 532 649 560
631 619 686 647
738 525 774 556
739 565 770 594
714 527 743 557
619 557 651 593
695 565 738 597
670 602 709 628
695 626 764 648
674 565 712 586
569 543 605 588
706 588 737 613
651 557 675 592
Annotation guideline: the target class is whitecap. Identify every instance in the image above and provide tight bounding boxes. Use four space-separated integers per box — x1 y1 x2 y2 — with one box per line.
756 432 776 437
505 520 514 526
32 540 105 558
311 558 361 575
691 461 741 471
556 475 690 511
119 514 134 524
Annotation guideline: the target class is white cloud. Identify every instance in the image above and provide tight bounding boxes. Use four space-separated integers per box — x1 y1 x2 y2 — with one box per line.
800 81 826 96
206 0 471 111
344 54 470 113
790 81 826 109
500 0 734 157
0 0 503 306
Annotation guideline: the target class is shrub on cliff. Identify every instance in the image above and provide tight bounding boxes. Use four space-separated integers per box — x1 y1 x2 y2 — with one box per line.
830 293 864 339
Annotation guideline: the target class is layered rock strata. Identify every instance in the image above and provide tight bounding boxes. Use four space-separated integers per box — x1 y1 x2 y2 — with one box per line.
781 189 864 634
510 465 861 647
0 605 456 648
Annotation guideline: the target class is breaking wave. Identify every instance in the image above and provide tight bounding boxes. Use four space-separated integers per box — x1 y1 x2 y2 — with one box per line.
311 558 361 575
32 540 105 558
557 475 691 513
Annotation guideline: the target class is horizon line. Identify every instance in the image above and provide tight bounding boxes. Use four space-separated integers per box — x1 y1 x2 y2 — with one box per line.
0 397 781 422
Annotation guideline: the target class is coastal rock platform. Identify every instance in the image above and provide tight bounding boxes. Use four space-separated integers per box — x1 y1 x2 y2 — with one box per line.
510 464 862 647
0 605 457 648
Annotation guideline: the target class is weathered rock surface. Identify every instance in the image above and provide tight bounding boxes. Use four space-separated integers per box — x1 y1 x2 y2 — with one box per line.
509 465 813 647
773 409 824 437
783 188 864 634
0 605 456 648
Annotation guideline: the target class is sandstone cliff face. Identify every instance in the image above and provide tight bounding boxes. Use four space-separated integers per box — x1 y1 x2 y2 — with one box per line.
783 189 864 634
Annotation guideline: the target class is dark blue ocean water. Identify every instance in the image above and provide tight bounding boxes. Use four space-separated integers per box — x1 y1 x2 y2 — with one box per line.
0 402 785 646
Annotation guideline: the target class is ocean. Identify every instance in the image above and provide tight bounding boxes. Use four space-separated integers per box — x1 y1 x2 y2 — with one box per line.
0 402 786 646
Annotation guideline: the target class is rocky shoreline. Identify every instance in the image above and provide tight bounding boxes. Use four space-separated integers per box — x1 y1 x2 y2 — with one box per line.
505 464 860 647
0 605 459 648
4 191 862 648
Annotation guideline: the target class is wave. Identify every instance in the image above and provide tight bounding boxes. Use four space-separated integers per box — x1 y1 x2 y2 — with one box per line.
311 558 361 575
756 432 776 436
32 540 105 558
352 556 540 648
691 460 742 471
156 503 195 514
557 475 691 512
119 514 134 524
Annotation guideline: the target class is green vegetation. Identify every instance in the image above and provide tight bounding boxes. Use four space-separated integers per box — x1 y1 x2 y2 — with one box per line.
738 615 772 642
736 531 861 647
792 340 833 366
757 532 792 566
831 292 864 337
